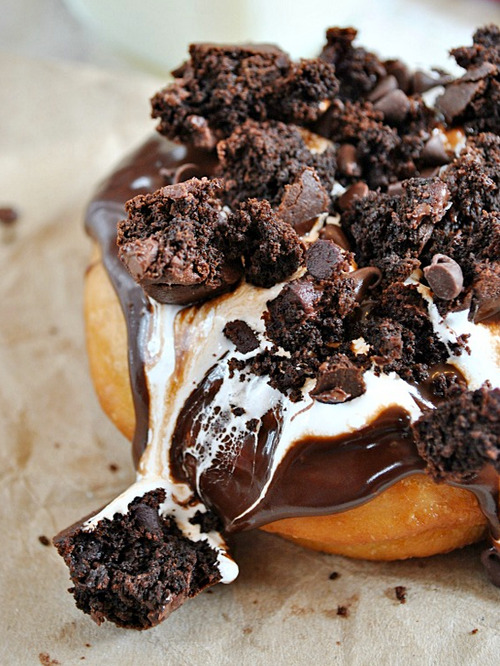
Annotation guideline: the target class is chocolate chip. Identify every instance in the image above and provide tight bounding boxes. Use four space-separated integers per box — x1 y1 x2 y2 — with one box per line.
436 80 483 123
337 182 369 211
337 144 361 177
374 89 410 124
421 134 450 166
277 167 330 235
305 239 345 280
223 320 259 354
310 355 366 404
319 223 351 250
412 69 453 94
119 237 159 282
367 75 398 102
469 262 500 323
350 266 382 302
423 254 463 300
133 504 161 535
384 59 412 92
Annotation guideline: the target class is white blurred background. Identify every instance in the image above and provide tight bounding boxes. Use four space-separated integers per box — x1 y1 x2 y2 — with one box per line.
2 0 500 74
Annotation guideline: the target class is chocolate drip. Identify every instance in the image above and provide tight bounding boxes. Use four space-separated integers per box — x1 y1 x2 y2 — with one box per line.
85 137 216 464
86 136 500 585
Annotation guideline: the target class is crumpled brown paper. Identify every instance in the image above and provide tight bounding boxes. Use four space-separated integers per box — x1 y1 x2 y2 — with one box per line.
0 54 498 666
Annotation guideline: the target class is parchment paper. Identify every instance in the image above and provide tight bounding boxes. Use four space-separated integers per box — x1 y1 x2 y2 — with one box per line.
0 53 499 666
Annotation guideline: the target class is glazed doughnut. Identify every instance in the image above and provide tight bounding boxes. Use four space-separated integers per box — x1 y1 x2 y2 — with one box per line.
55 25 500 630
85 245 490 561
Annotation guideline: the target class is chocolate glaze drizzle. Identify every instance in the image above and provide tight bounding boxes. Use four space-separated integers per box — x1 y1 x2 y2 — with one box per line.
85 135 500 584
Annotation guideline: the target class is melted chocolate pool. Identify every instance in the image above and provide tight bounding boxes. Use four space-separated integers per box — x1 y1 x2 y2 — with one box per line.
85 136 500 584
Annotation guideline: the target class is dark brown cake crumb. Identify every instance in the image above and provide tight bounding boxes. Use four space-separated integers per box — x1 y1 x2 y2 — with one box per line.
227 198 305 287
217 119 335 207
53 490 222 629
118 177 242 304
336 605 349 617
413 387 500 482
320 27 386 100
394 585 407 603
329 571 340 580
0 206 18 225
223 320 259 354
151 43 338 148
38 535 50 546
437 25 499 134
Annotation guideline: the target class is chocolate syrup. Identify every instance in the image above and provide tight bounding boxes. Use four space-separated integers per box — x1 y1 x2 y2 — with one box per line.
85 137 217 464
85 136 500 585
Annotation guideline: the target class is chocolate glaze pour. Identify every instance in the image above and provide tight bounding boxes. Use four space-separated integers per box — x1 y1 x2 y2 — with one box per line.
85 137 217 465
85 136 500 584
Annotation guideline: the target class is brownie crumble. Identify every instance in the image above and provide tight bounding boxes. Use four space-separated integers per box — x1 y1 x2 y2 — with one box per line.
412 387 500 483
54 490 222 629
151 42 338 148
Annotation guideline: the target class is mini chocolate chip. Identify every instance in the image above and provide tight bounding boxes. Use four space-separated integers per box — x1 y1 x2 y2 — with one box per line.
436 80 483 123
367 75 398 102
337 144 361 177
384 59 412 92
305 239 345 280
319 223 351 251
120 237 160 281
412 69 453 94
374 89 410 124
133 504 161 534
421 134 450 166
223 320 259 354
350 266 382 302
337 182 369 211
423 254 463 300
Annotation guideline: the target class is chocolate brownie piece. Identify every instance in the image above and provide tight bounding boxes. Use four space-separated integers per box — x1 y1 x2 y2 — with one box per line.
118 178 243 304
437 25 499 134
413 387 500 482
227 198 304 287
217 119 336 207
54 490 222 629
320 27 386 100
469 260 500 323
341 177 450 281
424 133 500 288
151 43 338 148
310 354 366 403
223 320 260 354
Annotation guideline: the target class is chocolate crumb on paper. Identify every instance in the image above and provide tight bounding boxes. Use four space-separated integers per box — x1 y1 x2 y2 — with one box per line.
394 586 408 603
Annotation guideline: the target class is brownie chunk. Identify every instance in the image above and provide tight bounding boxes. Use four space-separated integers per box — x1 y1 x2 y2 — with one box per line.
227 198 304 287
413 387 500 482
118 178 242 304
151 43 338 148
217 120 336 207
320 26 386 100
437 26 499 134
469 261 500 323
425 133 500 287
54 490 222 629
277 167 330 234
223 320 259 354
310 354 366 403
342 177 450 281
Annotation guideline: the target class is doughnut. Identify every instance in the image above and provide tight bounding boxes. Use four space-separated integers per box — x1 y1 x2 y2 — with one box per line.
55 26 500 630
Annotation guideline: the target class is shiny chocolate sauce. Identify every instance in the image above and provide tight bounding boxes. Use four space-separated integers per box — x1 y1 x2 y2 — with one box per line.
85 136 217 464
85 135 500 585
